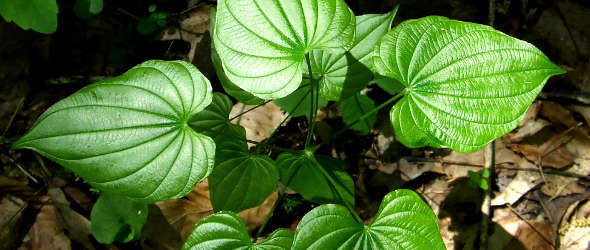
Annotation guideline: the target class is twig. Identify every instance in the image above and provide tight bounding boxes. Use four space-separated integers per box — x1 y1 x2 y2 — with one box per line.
404 157 590 180
229 100 272 121
507 204 554 247
2 97 24 138
479 141 495 250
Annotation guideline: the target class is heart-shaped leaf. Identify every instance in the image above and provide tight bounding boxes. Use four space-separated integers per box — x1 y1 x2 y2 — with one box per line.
210 7 264 105
13 60 215 203
373 16 564 152
0 0 58 34
293 189 444 249
189 92 234 138
277 151 354 207
214 0 355 99
91 192 148 244
189 92 249 164
308 8 397 101
209 155 279 212
182 211 293 250
341 93 377 135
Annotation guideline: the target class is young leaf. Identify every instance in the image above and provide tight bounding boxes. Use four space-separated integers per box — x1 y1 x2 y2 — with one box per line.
13 60 215 203
182 211 293 250
0 0 58 34
210 7 264 105
274 79 328 118
293 189 444 249
277 152 354 207
373 16 565 152
74 0 103 19
341 94 377 135
308 8 397 101
188 92 249 164
214 0 355 99
189 92 234 138
91 192 148 244
209 155 279 212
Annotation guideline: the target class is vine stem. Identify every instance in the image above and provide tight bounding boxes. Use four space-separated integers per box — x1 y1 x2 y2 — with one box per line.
254 163 304 240
311 90 406 152
304 54 318 149
310 156 362 223
229 100 272 121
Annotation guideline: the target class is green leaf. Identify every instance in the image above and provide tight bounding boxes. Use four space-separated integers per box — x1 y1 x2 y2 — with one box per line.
13 60 215 203
91 192 148 244
373 16 565 152
214 0 355 99
0 0 58 34
307 8 397 101
74 0 103 19
274 79 328 118
341 94 377 135
189 92 234 138
373 75 404 95
209 155 278 212
293 189 444 250
210 7 264 105
188 92 249 164
182 211 293 250
277 151 354 207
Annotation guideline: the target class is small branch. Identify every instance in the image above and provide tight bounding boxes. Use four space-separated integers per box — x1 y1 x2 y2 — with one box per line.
507 204 554 247
229 100 272 121
312 91 405 152
304 54 317 149
2 97 24 138
479 141 495 250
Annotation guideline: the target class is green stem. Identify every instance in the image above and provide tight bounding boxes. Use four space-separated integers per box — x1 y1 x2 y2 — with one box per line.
254 163 304 240
255 90 308 153
229 100 272 121
304 54 317 149
312 91 405 152
311 156 362 223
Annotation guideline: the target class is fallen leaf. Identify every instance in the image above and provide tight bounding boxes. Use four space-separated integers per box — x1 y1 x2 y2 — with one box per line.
559 199 590 249
141 205 182 250
27 197 72 250
540 101 578 128
47 188 94 250
488 207 553 250
398 157 433 181
156 179 278 240
230 102 286 147
160 5 210 63
506 118 551 143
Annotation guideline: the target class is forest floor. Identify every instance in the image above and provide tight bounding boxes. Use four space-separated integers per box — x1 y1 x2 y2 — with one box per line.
1 0 590 249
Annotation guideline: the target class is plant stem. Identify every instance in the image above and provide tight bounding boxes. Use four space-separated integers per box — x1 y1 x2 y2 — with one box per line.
254 163 304 240
312 91 405 152
304 54 317 149
229 100 272 122
311 157 362 223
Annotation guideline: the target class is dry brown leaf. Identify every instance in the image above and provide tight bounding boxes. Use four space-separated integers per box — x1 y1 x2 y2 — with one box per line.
540 101 578 128
506 118 551 143
488 207 553 250
507 132 574 169
230 102 286 147
27 198 72 250
559 200 590 249
47 188 94 250
398 157 434 181
492 141 543 206
160 5 210 63
1 196 33 250
156 179 277 240
141 205 183 250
